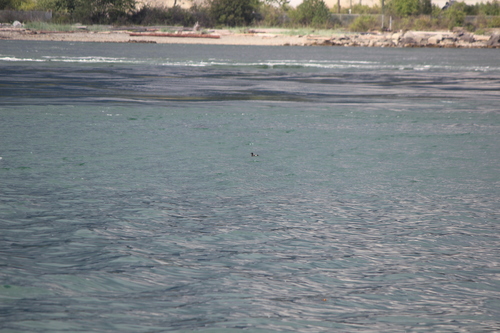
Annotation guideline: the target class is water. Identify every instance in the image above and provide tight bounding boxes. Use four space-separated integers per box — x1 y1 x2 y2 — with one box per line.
1 41 499 332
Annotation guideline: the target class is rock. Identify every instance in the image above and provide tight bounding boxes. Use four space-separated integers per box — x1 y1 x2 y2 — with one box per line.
400 32 419 46
458 32 475 43
486 34 500 47
474 35 490 42
331 38 349 46
443 35 457 42
413 34 429 45
441 39 456 47
400 36 416 46
428 34 443 45
391 32 402 44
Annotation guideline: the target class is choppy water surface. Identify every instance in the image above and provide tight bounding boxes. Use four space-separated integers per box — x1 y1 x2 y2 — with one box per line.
1 41 499 332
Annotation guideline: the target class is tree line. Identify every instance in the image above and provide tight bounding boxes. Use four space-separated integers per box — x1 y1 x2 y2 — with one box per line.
1 0 499 31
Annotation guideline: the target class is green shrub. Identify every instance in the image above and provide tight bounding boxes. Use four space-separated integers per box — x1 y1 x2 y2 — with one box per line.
257 3 288 26
430 4 442 17
481 0 500 15
487 15 500 27
443 2 467 29
51 12 72 24
390 14 453 30
387 0 433 16
388 0 420 16
24 21 73 31
130 6 166 25
348 15 380 31
289 0 330 27
0 0 34 10
351 4 382 14
412 15 427 30
35 0 66 11
130 5 198 26
420 0 432 14
189 4 213 28
209 0 259 27
70 0 136 24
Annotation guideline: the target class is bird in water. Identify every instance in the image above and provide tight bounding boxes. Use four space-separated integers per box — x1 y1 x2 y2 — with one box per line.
251 152 258 157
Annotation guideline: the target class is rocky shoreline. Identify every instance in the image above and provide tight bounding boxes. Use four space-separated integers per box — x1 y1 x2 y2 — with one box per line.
1 26 499 48
307 31 500 48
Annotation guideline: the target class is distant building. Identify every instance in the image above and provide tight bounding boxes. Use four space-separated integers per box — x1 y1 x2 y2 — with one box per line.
137 0 205 9
295 0 485 9
139 0 487 11
322 0 380 9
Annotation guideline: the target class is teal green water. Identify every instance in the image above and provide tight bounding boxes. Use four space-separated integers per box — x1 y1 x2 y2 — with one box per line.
0 41 499 332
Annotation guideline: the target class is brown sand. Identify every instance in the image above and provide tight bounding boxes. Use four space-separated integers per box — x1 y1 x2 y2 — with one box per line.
0 28 311 46
1 27 498 48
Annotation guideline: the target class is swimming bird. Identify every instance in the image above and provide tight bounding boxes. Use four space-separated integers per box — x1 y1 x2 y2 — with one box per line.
251 152 258 157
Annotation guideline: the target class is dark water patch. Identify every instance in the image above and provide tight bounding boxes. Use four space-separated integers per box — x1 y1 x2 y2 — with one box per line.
2 56 500 107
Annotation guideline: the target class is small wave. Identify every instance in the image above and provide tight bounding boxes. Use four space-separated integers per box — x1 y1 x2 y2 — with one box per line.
0 56 45 62
1 55 499 73
42 56 141 64
0 55 141 64
190 60 389 70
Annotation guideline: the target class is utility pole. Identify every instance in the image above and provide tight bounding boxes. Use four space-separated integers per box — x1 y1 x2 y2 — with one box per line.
381 0 385 30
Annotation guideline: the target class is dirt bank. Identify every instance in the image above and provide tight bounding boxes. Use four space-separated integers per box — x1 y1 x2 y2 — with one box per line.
1 26 499 48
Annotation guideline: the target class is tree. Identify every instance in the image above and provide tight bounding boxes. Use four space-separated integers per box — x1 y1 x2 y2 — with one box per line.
387 0 435 16
35 0 72 12
0 0 35 10
264 0 290 8
443 1 467 28
0 0 16 9
71 0 136 24
290 0 330 27
479 0 500 15
420 0 431 14
209 0 259 26
388 0 420 16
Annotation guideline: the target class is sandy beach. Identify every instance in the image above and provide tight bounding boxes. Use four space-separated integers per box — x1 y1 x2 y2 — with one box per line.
0 27 312 46
1 26 499 48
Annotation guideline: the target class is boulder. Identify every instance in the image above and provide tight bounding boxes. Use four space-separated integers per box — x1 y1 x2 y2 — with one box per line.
474 35 490 42
400 32 417 46
486 34 500 47
458 32 475 43
400 36 416 46
428 34 443 45
413 33 429 45
391 32 402 44
441 37 456 47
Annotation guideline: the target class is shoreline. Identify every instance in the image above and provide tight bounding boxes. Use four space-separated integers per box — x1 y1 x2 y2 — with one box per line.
1 27 499 48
